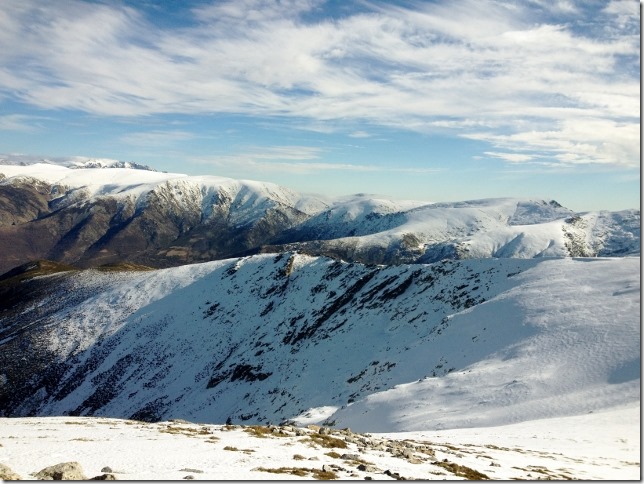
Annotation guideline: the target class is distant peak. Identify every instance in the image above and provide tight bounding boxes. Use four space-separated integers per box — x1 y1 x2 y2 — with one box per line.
0 154 157 172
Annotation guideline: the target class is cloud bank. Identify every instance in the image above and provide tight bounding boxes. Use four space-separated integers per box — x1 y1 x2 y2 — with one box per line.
0 0 639 168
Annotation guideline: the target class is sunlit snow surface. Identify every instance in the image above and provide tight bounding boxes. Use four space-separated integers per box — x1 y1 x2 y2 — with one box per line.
0 163 639 262
2 254 638 436
327 257 640 431
0 161 639 480
0 404 639 480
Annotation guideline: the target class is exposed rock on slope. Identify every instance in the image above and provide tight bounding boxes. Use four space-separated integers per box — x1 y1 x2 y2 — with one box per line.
0 165 327 273
0 253 638 431
0 164 639 273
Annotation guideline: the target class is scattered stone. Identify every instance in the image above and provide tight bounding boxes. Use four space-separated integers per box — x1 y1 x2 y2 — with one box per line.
357 464 380 473
318 427 330 435
100 467 113 473
384 469 406 480
90 474 117 480
179 468 203 474
0 463 22 480
34 462 87 480
183 475 194 480
341 454 361 461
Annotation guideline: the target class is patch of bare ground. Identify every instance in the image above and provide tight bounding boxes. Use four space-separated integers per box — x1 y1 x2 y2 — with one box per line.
159 424 212 438
243 424 291 438
254 466 338 480
223 445 255 453
433 460 490 480
303 433 348 449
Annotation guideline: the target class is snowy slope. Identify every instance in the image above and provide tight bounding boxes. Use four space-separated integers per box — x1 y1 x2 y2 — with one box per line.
0 162 639 273
326 257 641 431
0 164 329 272
0 403 639 480
273 197 640 264
0 254 638 435
0 154 157 171
0 163 325 216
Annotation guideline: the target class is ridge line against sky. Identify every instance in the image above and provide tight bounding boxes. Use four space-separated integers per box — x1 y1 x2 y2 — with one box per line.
0 0 640 211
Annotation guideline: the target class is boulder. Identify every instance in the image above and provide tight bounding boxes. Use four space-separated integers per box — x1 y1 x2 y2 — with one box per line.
0 463 22 480
34 462 87 480
357 464 380 473
341 454 361 461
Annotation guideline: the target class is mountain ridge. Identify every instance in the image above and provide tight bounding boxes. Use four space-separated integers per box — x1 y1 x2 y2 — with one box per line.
0 252 638 433
0 162 639 274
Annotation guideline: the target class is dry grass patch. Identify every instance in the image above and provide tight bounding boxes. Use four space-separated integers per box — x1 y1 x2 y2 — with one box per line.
244 425 290 438
325 451 342 459
95 262 154 272
346 457 375 467
224 445 255 453
304 434 348 449
433 460 489 480
255 467 337 480
159 425 212 438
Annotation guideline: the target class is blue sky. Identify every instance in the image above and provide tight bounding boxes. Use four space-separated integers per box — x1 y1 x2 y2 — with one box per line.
0 0 639 211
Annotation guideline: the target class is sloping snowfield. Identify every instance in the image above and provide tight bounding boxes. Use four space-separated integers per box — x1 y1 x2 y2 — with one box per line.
0 404 639 480
0 255 640 480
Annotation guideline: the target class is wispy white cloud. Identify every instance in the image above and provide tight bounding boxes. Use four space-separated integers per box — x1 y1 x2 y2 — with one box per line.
349 131 371 138
468 118 639 167
0 0 638 168
193 145 439 175
120 130 196 147
195 153 373 175
0 114 48 131
484 152 536 163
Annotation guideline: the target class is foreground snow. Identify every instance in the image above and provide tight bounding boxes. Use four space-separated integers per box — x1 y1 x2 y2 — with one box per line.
0 404 639 480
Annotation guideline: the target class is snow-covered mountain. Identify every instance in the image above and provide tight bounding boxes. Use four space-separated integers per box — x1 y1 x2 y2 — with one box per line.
0 162 639 274
0 163 328 273
0 158 639 478
270 196 640 264
0 154 156 171
0 252 638 433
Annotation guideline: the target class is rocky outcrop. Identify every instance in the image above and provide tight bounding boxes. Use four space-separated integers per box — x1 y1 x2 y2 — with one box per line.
33 462 87 480
0 463 22 480
0 174 322 274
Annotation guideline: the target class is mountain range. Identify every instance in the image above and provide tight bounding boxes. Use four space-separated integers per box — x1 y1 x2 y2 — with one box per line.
0 159 639 274
0 156 639 447
0 250 638 432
